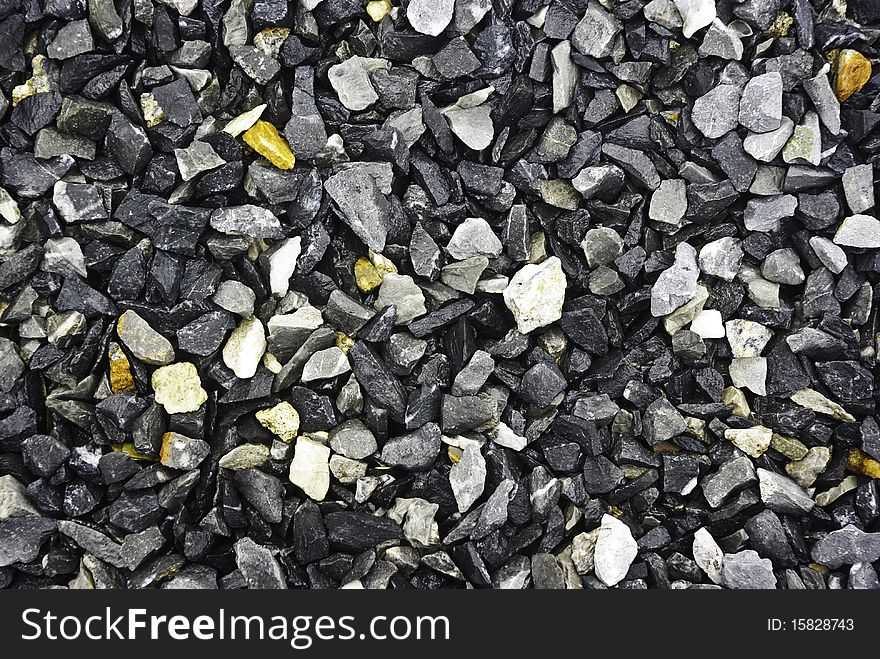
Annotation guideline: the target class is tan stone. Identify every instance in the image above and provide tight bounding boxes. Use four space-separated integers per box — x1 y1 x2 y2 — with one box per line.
255 401 300 442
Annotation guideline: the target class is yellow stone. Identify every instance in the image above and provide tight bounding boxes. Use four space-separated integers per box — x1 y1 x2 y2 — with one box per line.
833 49 872 101
242 120 296 170
256 401 300 442
12 80 35 106
354 257 382 292
764 11 793 38
140 93 165 127
108 343 135 393
448 446 463 463
111 443 156 461
366 0 392 21
847 448 880 479
336 332 355 353
151 362 208 414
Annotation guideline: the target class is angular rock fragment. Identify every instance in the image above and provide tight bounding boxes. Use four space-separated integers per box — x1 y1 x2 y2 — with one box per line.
160 432 210 470
593 514 637 587
738 73 782 134
502 257 566 334
223 317 267 380
380 423 441 471
289 437 330 501
151 363 207 414
692 85 741 139
117 311 174 366
651 243 699 317
572 1 621 58
324 168 390 252
722 550 776 589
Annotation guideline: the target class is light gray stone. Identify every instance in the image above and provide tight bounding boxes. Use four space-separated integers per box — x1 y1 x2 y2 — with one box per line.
449 442 486 513
572 1 622 58
651 242 699 316
738 72 782 133
833 214 880 248
692 85 741 139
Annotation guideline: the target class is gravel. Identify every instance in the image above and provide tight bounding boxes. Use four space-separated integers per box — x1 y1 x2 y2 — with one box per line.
0 0 877 593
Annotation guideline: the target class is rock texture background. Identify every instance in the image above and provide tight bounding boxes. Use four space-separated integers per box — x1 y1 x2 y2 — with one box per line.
0 0 878 590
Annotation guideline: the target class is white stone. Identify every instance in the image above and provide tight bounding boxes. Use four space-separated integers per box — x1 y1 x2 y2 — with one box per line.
643 0 683 29
651 242 700 317
493 422 528 451
790 388 856 423
408 0 455 36
691 84 740 138
222 317 267 379
551 40 576 114
594 514 638 587
268 236 302 296
289 437 330 501
42 237 87 277
0 188 21 224
649 179 687 227
690 309 725 338
673 0 715 38
223 104 267 137
328 57 385 111
446 217 502 260
738 265 780 309
692 527 724 584
174 141 225 181
443 105 494 151
157 0 198 15
503 257 567 334
0 475 39 521
301 347 350 382
743 117 794 162
842 163 875 214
